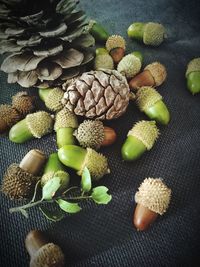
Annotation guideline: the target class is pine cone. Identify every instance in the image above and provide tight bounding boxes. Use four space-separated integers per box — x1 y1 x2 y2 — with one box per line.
0 0 95 88
62 69 130 120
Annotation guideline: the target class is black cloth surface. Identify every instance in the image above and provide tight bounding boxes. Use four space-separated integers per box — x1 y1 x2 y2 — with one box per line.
1 0 200 266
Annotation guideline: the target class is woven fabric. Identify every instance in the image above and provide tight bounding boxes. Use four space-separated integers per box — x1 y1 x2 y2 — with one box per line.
1 0 200 266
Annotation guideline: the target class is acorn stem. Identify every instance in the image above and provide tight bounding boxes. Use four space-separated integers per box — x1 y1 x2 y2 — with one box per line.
43 153 65 174
144 100 170 125
127 22 145 41
9 118 33 143
56 127 76 148
25 230 48 258
187 71 200 95
121 135 146 161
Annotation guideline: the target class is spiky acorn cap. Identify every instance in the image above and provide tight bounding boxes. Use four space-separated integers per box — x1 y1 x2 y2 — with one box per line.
44 88 64 112
94 54 114 70
54 107 78 131
41 170 70 191
186 58 200 77
144 62 167 86
106 35 126 52
136 86 162 112
12 91 35 116
0 104 20 127
143 22 166 46
135 178 171 215
78 148 110 180
128 120 159 150
1 163 38 199
26 111 53 138
30 243 65 267
117 54 142 78
74 120 105 149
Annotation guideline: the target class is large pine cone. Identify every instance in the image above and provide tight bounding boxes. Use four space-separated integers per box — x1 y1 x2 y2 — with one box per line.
0 0 95 88
62 69 130 120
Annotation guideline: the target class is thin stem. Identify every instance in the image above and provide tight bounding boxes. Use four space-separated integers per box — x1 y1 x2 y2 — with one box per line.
62 186 79 196
30 180 41 203
65 195 93 201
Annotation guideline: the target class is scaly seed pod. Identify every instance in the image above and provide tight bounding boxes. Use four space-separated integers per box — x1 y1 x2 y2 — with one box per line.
185 58 200 95
106 35 126 64
117 54 142 79
136 86 170 125
0 104 20 134
121 120 159 161
9 111 54 143
25 230 65 267
54 107 78 148
39 88 64 112
129 62 167 90
58 145 110 181
89 20 109 42
134 178 171 231
94 54 114 70
12 91 35 116
74 120 117 150
1 149 46 199
127 22 166 46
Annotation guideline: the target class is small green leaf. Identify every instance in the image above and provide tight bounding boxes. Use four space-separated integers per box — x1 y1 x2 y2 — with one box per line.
39 207 64 222
57 199 81 213
81 167 91 192
42 176 61 200
91 186 112 205
19 208 29 219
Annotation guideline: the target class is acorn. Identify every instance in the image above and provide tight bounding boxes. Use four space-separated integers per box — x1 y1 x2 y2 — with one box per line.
94 54 114 70
129 62 167 91
39 87 64 112
134 178 171 231
132 51 144 64
41 152 70 192
25 230 65 267
127 22 166 46
9 111 54 143
54 107 78 148
185 58 200 95
0 104 20 134
117 54 142 79
1 149 46 199
12 91 36 116
58 145 110 181
136 86 170 125
74 120 117 150
89 20 109 42
121 120 159 161
95 47 108 56
106 35 126 64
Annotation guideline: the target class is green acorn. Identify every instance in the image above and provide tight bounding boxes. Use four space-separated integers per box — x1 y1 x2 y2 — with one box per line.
106 35 126 63
121 120 159 161
0 104 20 134
95 47 108 56
185 58 200 95
9 111 54 143
54 107 78 148
117 54 142 78
127 22 166 46
136 86 170 125
132 51 144 64
74 120 116 150
39 87 64 112
89 20 109 42
58 145 110 180
94 54 114 70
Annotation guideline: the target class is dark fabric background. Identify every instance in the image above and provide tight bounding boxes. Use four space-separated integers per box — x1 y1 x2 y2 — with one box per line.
0 0 200 266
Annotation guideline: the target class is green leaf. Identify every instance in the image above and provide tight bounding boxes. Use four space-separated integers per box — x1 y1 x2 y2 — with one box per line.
91 186 112 205
42 176 61 200
57 199 81 213
81 167 91 192
39 207 64 222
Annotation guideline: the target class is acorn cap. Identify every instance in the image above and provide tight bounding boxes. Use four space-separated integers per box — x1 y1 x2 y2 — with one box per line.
0 104 20 128
54 107 78 131
78 148 110 180
1 163 38 199
94 54 114 70
106 35 126 52
12 91 35 116
185 58 200 77
26 111 53 138
30 243 65 267
41 170 70 192
45 88 64 112
74 120 105 149
136 86 162 111
117 54 142 78
144 62 167 86
128 120 159 150
135 178 171 215
143 22 166 46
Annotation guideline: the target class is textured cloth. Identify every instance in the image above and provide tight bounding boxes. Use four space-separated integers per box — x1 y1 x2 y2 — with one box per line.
1 0 200 266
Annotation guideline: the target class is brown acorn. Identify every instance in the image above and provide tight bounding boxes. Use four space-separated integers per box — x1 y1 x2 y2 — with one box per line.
106 35 126 64
0 104 20 134
12 91 36 116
